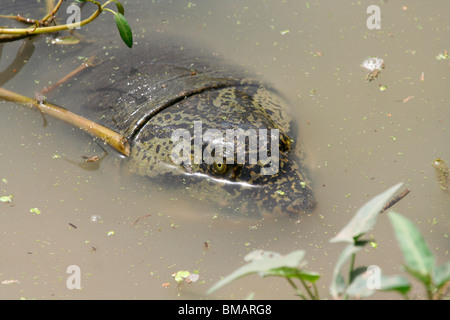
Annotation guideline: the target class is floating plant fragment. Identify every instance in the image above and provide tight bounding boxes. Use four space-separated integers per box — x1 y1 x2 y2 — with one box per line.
432 158 449 193
435 51 449 60
0 195 13 203
29 208 41 215
172 270 191 283
50 36 81 45
361 57 385 82
172 270 200 284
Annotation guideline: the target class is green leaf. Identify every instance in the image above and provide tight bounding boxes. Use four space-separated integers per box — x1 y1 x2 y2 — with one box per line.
329 243 364 298
265 267 321 283
29 208 41 215
433 260 450 288
113 12 133 48
51 36 80 45
379 274 411 294
388 212 435 283
346 272 376 298
346 271 410 298
0 195 13 203
113 1 125 15
330 182 403 243
207 250 305 295
173 270 190 283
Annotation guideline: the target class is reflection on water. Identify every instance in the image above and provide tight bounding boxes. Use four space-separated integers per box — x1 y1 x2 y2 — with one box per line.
0 0 449 299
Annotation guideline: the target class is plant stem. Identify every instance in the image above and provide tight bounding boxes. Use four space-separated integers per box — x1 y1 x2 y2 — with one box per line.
286 278 308 300
312 283 320 300
348 252 356 283
426 284 434 300
102 0 116 8
41 0 64 24
299 278 317 300
0 87 130 156
342 252 357 300
0 3 102 36
40 55 100 94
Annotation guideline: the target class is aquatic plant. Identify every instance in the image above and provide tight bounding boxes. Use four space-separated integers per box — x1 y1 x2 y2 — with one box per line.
208 183 450 300
0 0 132 47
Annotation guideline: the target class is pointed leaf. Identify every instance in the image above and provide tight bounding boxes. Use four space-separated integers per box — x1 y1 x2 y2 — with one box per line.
113 12 133 48
264 267 321 283
379 275 411 294
346 272 377 298
330 183 403 243
207 250 305 294
388 212 435 283
330 243 364 298
113 0 125 15
433 260 450 288
346 271 410 298
350 266 369 283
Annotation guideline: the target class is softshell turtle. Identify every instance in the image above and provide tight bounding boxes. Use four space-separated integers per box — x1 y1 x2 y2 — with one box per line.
3 2 316 218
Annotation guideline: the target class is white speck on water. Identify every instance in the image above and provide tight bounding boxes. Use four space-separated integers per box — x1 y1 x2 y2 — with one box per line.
90 215 101 222
361 57 384 71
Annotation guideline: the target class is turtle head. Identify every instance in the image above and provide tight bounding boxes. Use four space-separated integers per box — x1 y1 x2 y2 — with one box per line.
194 135 316 217
127 83 315 218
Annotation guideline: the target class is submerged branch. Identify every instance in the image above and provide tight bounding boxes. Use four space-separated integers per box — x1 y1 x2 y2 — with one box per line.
0 87 130 157
41 55 101 94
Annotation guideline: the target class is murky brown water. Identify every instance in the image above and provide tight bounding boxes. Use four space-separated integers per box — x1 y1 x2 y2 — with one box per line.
1 0 449 299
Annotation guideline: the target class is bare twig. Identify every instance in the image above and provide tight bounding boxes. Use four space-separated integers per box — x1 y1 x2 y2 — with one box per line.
0 1 102 40
130 214 152 226
0 87 130 157
41 55 101 94
380 188 411 213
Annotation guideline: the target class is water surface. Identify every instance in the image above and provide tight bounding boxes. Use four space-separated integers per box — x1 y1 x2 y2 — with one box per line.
0 0 449 299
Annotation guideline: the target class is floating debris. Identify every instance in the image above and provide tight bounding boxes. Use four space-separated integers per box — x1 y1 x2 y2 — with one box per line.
432 158 449 193
81 155 100 163
314 51 323 57
1 279 19 285
130 213 151 226
0 195 13 203
50 36 80 45
172 270 191 283
361 57 385 72
402 95 415 103
29 208 41 215
90 215 101 222
436 50 449 60
171 270 199 284
185 273 200 283
361 57 385 82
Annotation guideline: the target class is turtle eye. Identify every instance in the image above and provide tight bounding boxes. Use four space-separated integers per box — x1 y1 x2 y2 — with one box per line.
213 162 227 174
